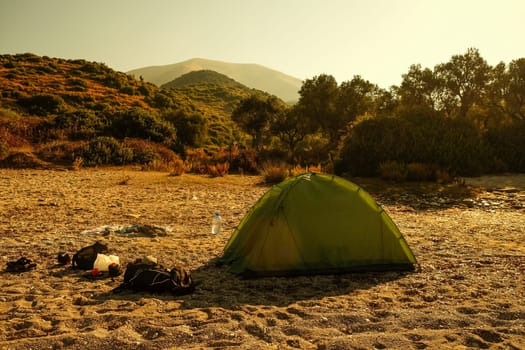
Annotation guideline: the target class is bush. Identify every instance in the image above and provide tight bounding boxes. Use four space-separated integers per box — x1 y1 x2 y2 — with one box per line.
164 109 208 148
485 121 525 172
261 162 289 183
37 141 81 164
18 93 65 116
184 148 210 174
119 85 134 95
228 145 259 174
289 164 323 176
142 158 185 175
169 158 186 176
75 136 133 166
434 118 487 176
379 161 408 182
109 109 176 145
291 133 331 168
122 138 181 165
207 162 230 177
337 114 489 177
337 117 413 176
406 163 437 181
52 110 107 140
183 147 232 177
67 77 88 90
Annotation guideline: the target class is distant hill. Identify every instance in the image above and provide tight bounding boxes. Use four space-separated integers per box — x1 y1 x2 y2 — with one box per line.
162 70 270 141
127 58 302 102
162 69 247 89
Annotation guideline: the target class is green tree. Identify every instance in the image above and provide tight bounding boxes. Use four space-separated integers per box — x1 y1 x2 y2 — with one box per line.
270 104 312 158
163 109 208 148
231 95 284 150
505 58 525 121
337 75 381 123
296 74 340 144
434 48 491 118
398 64 439 111
375 87 399 117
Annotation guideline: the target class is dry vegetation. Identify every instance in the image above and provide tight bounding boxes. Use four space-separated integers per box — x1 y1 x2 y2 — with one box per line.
0 169 524 349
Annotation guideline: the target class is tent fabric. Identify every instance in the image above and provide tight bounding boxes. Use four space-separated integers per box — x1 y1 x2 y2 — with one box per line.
219 172 417 276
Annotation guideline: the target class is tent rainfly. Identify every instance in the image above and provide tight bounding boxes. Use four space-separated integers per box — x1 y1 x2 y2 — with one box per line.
219 172 417 276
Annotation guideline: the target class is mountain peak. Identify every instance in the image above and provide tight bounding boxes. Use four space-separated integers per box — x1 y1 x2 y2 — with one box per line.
128 59 301 102
161 69 247 89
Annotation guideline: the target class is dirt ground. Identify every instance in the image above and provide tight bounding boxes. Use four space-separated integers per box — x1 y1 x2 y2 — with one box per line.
0 169 523 349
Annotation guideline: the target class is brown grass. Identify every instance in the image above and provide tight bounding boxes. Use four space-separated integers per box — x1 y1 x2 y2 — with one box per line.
0 169 523 350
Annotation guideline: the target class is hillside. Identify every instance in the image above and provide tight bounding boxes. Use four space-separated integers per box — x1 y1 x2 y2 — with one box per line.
0 53 156 115
127 58 302 102
0 54 276 165
163 70 268 118
162 69 246 89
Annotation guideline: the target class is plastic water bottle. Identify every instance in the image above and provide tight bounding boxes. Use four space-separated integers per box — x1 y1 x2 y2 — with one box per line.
211 212 222 235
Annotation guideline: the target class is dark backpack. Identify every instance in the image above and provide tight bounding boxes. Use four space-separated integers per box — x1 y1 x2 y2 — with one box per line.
114 260 194 295
72 241 108 270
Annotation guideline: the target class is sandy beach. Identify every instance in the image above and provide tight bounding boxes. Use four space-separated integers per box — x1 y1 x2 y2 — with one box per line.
0 169 523 349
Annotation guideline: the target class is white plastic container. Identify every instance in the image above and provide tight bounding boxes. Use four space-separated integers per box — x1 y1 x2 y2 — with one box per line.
211 212 222 235
93 253 120 271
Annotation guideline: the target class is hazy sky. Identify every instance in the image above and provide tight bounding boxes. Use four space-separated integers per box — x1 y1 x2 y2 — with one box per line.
1 0 524 88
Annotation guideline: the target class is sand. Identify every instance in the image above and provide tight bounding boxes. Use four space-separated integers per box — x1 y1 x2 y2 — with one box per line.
0 169 523 350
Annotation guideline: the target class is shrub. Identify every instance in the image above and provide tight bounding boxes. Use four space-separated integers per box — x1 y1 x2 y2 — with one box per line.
337 113 489 177
142 157 185 175
289 164 323 176
207 162 230 177
292 133 331 167
66 77 88 89
18 93 65 116
72 157 83 170
379 161 408 182
148 91 174 109
168 158 186 176
406 163 437 181
75 136 133 166
109 109 176 145
184 148 210 174
261 162 289 183
434 118 487 176
435 168 453 184
485 121 525 172
122 138 181 165
37 141 80 164
227 145 259 174
119 85 134 95
0 152 50 169
52 110 107 140
164 109 208 148
337 117 413 176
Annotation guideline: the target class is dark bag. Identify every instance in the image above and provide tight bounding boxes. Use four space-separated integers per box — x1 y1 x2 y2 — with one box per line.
114 261 194 295
72 241 108 270
6 257 37 272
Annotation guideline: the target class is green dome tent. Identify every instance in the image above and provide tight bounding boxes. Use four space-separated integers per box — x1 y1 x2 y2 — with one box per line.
219 172 417 276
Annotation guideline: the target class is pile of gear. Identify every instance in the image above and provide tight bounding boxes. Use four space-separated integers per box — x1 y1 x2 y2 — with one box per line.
5 240 194 296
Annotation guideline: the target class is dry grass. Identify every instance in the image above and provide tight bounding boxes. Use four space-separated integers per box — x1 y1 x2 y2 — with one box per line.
0 169 523 350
